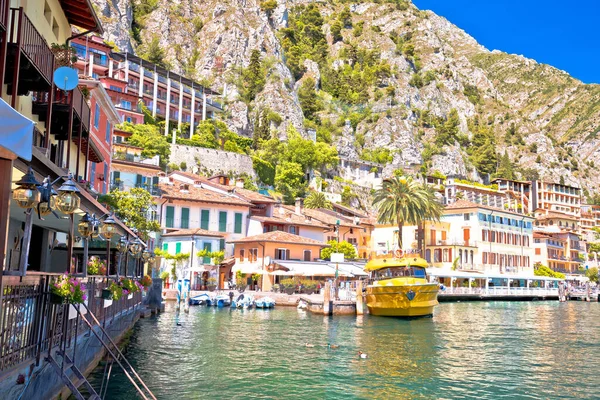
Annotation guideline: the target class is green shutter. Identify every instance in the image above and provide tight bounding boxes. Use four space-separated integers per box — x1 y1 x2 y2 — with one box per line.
135 174 143 187
203 243 212 264
219 211 227 232
175 242 182 254
219 239 225 251
234 213 243 234
166 206 174 228
200 210 209 230
163 243 168 252
113 171 120 181
181 208 190 229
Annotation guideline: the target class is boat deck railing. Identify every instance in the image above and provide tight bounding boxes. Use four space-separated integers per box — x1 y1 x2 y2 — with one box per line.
440 286 560 297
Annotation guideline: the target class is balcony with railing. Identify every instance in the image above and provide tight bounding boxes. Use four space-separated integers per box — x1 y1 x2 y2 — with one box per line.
4 7 54 99
32 86 90 141
0 0 8 31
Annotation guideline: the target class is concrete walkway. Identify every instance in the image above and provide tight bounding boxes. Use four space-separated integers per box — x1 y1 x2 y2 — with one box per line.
162 288 325 307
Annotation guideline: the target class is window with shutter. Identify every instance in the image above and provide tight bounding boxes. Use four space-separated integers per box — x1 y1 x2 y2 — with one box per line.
219 239 225 251
239 249 245 261
135 174 143 187
181 208 190 229
219 211 227 232
303 250 311 262
202 243 212 264
175 242 181 254
234 213 243 234
163 243 168 252
200 210 209 230
166 206 175 228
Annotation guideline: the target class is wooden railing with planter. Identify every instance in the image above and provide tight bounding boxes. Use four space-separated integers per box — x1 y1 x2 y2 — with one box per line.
0 274 143 375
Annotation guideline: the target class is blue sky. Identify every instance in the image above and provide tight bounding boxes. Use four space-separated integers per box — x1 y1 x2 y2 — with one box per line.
412 0 600 84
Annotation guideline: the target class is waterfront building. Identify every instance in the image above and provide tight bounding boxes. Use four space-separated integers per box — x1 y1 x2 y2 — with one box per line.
579 204 600 242
228 231 329 290
531 180 581 217
492 178 533 214
157 177 253 259
438 200 535 275
110 139 161 195
159 228 227 288
0 0 147 396
533 232 568 272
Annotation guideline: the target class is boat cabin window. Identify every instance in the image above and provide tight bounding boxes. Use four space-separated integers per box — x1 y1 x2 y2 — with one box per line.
372 266 426 280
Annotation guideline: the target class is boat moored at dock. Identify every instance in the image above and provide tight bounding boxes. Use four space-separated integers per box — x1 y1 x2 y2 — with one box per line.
365 256 439 317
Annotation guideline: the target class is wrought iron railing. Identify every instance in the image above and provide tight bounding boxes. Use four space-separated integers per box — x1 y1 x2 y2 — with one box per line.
9 8 54 83
0 274 143 373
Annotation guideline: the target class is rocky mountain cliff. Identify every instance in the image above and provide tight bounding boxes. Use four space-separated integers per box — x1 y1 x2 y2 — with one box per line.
93 0 600 195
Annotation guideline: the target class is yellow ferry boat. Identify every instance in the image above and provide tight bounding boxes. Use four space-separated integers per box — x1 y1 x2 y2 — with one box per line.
364 255 439 317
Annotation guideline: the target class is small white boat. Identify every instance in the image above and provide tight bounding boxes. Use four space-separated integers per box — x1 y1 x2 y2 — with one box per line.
255 297 275 309
215 295 231 308
297 300 307 310
190 293 213 306
235 293 254 309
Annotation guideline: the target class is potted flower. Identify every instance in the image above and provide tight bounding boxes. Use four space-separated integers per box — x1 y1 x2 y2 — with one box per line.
235 270 246 293
102 281 123 301
51 274 88 319
120 277 139 299
160 271 170 288
140 275 152 289
252 273 261 290
207 277 217 291
301 280 317 295
87 256 106 275
281 278 297 295
51 274 87 305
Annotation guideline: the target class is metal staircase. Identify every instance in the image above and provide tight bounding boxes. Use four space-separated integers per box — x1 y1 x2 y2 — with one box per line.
47 303 156 400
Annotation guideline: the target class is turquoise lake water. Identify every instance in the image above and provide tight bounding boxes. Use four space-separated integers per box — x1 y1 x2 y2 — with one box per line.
90 302 600 399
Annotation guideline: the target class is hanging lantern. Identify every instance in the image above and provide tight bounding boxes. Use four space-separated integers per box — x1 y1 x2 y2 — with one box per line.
77 213 93 238
116 236 128 253
142 250 151 261
128 238 143 257
38 193 57 216
100 214 118 239
13 167 41 209
56 174 80 214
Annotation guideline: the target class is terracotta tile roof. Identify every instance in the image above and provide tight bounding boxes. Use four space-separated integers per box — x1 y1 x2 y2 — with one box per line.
332 202 368 218
168 171 276 204
228 231 329 246
289 206 375 228
533 232 566 241
444 199 533 218
251 212 328 228
535 211 578 221
112 159 162 173
161 228 225 238
231 187 278 203
159 183 252 207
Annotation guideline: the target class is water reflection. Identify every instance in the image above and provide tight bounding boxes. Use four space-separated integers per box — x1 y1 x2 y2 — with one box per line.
91 302 600 400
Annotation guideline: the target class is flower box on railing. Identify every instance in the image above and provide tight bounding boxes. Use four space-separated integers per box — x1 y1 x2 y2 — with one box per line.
68 301 88 320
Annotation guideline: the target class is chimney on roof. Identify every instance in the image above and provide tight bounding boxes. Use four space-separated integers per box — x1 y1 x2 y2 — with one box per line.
236 178 244 188
295 198 304 215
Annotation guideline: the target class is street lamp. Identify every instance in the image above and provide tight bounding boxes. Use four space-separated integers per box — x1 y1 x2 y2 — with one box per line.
77 212 93 238
13 167 41 209
100 213 118 239
129 238 144 258
55 174 80 214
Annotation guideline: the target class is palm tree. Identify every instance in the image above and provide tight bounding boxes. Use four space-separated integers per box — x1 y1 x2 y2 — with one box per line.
373 176 443 251
304 191 332 209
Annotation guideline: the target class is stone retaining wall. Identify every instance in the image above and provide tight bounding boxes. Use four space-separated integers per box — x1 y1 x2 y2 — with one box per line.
169 145 256 178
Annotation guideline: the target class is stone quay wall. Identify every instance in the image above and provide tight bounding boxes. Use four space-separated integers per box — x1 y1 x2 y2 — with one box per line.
169 145 256 178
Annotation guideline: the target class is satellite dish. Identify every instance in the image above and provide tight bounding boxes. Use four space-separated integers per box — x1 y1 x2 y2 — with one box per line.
53 67 79 91
264 256 272 266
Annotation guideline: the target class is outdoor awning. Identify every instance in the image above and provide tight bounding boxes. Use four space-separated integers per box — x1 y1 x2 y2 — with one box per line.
233 263 266 275
272 261 352 277
0 97 35 161
332 263 368 277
